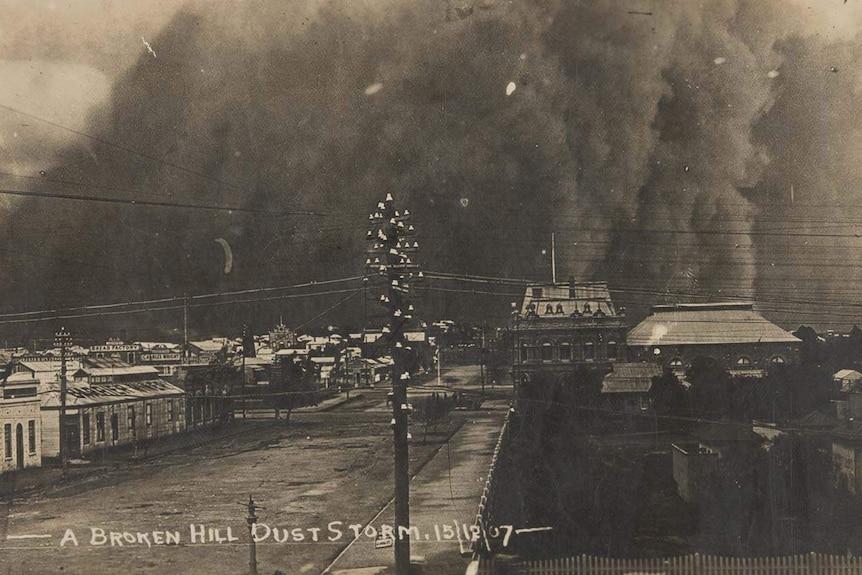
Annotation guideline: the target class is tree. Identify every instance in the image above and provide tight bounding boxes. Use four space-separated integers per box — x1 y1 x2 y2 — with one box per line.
241 324 256 358
793 325 825 366
686 356 731 419
764 362 836 419
649 370 687 416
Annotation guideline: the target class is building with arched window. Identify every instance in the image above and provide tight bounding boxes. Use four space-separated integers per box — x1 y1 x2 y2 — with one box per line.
511 280 628 390
627 303 800 376
0 375 41 474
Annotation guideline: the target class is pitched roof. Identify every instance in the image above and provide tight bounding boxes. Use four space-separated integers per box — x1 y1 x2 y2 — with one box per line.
834 369 862 380
18 360 73 373
76 365 160 377
137 342 180 352
520 282 619 317
695 422 762 444
188 340 224 352
601 362 662 394
789 410 839 430
627 303 799 347
41 379 183 408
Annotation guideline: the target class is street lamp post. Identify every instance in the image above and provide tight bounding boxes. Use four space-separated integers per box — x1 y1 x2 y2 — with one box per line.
246 495 259 575
366 193 420 575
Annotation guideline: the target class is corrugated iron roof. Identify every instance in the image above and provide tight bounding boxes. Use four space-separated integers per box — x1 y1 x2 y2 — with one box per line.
41 379 183 408
77 365 160 377
601 362 662 394
627 303 799 346
188 340 224 352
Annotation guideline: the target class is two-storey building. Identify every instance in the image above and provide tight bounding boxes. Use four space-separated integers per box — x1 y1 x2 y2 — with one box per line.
511 280 628 389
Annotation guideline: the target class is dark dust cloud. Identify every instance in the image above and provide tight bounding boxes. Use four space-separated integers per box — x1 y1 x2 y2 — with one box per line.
1 0 861 341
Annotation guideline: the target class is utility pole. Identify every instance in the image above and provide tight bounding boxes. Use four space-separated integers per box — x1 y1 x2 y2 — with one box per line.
551 231 557 284
437 345 442 388
245 495 259 575
367 193 420 574
480 326 486 398
54 327 72 476
183 294 189 361
241 324 248 421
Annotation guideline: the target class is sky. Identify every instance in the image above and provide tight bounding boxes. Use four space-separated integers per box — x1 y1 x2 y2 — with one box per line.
1 0 862 343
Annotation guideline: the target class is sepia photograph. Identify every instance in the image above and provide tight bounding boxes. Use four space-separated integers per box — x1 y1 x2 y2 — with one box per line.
2 1 862 573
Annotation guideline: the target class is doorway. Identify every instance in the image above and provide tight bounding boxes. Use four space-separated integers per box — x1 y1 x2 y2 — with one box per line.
15 423 24 469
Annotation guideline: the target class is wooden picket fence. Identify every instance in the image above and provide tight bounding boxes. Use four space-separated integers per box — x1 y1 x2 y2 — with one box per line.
478 553 862 574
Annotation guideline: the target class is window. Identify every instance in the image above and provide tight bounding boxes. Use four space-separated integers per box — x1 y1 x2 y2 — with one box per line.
736 356 752 367
669 358 684 368
555 303 564 314
83 414 91 444
96 413 105 442
146 404 152 427
168 400 174 422
639 396 650 411
532 287 543 298
560 343 572 361
28 420 36 454
583 302 592 314
110 414 119 441
584 342 595 360
607 341 618 360
771 356 785 364
128 407 136 430
4 423 11 459
545 304 554 315
127 352 135 364
541 342 554 361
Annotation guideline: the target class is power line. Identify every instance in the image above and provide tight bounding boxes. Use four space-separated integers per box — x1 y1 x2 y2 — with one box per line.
0 103 246 193
295 289 363 331
0 276 364 321
0 187 333 217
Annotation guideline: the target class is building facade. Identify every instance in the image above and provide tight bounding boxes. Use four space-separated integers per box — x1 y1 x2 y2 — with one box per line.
511 281 628 388
0 375 41 473
40 376 185 459
627 303 801 377
172 364 236 428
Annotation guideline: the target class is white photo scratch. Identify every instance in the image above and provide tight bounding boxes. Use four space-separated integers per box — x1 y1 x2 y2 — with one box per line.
141 36 156 58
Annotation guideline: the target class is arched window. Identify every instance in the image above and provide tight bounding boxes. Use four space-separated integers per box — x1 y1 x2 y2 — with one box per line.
607 341 618 359
560 343 572 361
770 355 785 364
555 303 564 314
545 304 554 315
541 341 554 361
583 302 592 314
736 356 752 367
